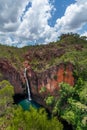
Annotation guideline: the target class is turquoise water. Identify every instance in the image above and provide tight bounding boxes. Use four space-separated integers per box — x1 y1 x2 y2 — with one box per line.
19 99 41 110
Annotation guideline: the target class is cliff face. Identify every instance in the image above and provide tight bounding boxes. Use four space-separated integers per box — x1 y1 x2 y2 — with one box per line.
0 58 74 106
28 62 74 106
30 63 74 92
0 58 23 94
23 61 74 91
0 34 87 109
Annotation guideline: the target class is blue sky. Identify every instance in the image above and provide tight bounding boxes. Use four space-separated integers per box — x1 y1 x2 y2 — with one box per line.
49 0 76 26
0 0 87 47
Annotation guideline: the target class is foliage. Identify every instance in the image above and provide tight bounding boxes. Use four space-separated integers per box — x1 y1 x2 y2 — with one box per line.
0 105 63 130
73 55 87 81
0 80 63 130
45 96 55 106
59 33 87 44
39 86 47 93
51 81 87 130
79 87 87 105
0 32 87 129
0 80 14 116
7 106 63 130
0 33 87 73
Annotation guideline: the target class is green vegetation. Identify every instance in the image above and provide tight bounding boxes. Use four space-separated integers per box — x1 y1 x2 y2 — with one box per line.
0 80 63 130
0 33 87 129
7 106 63 130
0 33 87 72
45 79 87 130
0 80 14 116
39 86 47 93
45 96 55 106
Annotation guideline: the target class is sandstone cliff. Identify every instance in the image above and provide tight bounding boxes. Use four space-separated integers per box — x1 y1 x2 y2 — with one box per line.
0 58 74 107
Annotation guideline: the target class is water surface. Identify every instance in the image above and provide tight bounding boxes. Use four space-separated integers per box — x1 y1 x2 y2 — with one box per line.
19 99 41 110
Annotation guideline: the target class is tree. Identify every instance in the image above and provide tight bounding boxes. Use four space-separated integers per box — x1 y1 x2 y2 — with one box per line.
52 81 87 130
0 80 63 130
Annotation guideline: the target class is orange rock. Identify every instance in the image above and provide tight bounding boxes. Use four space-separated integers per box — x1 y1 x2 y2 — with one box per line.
64 64 74 86
57 64 64 84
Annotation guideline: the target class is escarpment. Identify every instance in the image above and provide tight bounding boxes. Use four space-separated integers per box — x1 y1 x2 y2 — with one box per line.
27 62 74 107
0 58 74 107
0 58 23 94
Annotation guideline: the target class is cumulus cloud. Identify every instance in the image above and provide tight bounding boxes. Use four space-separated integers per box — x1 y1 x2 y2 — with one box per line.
0 0 87 47
55 0 87 35
0 0 28 32
0 0 57 46
16 0 57 44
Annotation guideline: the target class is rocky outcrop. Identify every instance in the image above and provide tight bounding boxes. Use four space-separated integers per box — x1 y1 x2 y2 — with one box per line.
24 45 65 62
0 58 23 94
0 58 74 106
30 63 74 93
24 61 74 107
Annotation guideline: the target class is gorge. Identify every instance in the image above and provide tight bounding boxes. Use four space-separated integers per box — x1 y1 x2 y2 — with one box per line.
0 58 74 108
0 34 87 130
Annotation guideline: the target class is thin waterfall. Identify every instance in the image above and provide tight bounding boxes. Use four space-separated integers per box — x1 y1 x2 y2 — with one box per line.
24 68 32 101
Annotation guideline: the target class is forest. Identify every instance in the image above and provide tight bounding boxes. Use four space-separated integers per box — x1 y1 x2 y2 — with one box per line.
0 33 87 130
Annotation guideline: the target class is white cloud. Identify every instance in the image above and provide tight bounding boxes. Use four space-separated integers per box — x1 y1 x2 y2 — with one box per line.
75 0 87 4
55 0 87 35
0 0 57 46
16 0 57 44
0 0 28 31
0 0 87 47
81 31 87 37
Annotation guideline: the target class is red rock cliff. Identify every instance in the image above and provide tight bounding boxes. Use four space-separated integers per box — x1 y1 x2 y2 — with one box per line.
32 63 74 92
23 61 74 106
0 58 23 94
0 58 74 106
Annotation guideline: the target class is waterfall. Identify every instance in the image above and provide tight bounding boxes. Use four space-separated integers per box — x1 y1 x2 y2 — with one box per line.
24 68 32 101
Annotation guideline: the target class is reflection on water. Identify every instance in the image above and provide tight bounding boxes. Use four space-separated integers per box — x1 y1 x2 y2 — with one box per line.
19 99 41 110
